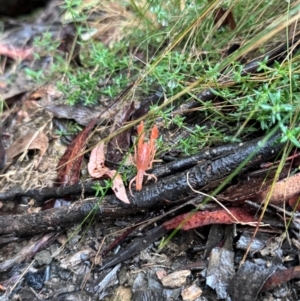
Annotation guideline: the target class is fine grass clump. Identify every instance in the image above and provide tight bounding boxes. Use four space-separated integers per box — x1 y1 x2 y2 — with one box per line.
31 0 300 155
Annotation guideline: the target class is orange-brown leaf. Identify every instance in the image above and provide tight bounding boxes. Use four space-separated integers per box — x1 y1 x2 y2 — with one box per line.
57 119 97 186
6 131 48 166
262 266 300 292
255 173 300 205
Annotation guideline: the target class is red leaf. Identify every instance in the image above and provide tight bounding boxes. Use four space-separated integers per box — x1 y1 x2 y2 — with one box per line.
57 119 97 186
262 266 300 291
163 207 257 231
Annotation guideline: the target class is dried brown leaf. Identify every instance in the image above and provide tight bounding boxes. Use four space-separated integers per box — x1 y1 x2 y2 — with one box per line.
262 266 300 291
214 8 236 30
6 131 48 165
255 173 300 205
57 119 97 186
88 143 106 178
110 172 129 204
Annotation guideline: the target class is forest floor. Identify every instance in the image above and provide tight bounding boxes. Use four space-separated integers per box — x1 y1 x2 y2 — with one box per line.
1 0 300 300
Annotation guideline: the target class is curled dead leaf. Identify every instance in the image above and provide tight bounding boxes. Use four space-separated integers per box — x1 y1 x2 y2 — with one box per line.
57 118 97 186
88 143 130 204
255 173 300 205
111 172 129 204
88 143 106 178
6 131 48 166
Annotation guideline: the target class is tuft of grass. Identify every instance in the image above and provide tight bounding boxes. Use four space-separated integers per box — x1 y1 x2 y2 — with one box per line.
29 0 300 171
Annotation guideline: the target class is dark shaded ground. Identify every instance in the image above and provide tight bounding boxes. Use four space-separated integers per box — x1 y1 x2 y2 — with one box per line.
0 0 50 17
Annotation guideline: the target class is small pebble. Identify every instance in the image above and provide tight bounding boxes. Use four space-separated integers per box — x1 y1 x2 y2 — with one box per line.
161 270 191 288
181 283 203 301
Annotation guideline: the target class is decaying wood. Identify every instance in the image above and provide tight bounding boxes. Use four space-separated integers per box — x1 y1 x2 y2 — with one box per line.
0 198 137 236
0 132 283 236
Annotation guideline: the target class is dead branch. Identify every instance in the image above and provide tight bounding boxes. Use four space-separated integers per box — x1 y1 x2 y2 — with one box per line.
0 134 279 202
0 132 283 236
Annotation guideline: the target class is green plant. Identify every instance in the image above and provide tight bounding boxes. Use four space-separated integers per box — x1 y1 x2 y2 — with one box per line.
33 32 61 59
93 180 112 197
55 41 133 104
29 0 300 176
24 68 44 81
55 121 82 136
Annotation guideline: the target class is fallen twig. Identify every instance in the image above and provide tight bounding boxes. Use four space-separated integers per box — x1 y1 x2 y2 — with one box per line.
0 134 279 202
0 132 283 236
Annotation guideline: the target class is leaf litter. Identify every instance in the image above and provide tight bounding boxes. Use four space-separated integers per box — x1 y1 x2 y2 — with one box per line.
88 142 129 204
1 1 300 301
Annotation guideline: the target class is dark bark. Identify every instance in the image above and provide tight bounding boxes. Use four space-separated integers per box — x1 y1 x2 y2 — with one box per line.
0 132 283 236
0 134 276 203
